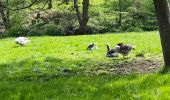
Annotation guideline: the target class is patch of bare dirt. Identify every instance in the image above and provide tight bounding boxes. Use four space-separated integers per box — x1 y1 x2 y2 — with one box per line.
90 58 163 75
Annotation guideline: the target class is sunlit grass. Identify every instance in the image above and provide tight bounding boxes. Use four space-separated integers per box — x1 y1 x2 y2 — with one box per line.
0 31 161 63
0 31 167 99
1 74 170 99
0 32 162 78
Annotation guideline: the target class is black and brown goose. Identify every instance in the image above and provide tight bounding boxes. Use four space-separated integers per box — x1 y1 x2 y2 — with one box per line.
87 43 98 50
106 44 119 57
115 43 135 58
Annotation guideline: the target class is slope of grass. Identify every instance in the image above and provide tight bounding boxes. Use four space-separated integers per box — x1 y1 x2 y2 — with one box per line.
0 31 168 99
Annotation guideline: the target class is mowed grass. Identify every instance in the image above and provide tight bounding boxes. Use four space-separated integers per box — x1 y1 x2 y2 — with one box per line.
1 31 170 99
1 74 170 100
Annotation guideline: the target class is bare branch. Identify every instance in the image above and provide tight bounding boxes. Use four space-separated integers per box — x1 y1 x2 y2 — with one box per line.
39 0 49 10
3 0 38 11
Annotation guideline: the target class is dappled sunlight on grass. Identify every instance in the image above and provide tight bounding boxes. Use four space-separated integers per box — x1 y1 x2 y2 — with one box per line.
1 74 170 99
0 31 166 99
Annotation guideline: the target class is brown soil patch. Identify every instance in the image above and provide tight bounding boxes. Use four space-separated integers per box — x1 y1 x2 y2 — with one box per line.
90 58 163 75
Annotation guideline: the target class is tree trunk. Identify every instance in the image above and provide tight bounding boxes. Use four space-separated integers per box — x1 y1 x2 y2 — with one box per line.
6 0 10 28
153 0 170 67
0 1 10 29
0 2 7 28
48 0 52 9
74 0 82 26
118 0 122 29
74 0 89 34
78 0 89 34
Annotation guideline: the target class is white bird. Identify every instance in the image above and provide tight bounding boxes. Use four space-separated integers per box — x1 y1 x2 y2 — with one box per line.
15 37 30 46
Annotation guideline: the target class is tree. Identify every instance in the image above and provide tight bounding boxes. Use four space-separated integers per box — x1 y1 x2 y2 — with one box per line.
153 0 170 67
118 0 122 29
48 0 52 9
74 0 89 34
0 0 10 29
60 0 70 4
0 0 39 29
0 0 49 30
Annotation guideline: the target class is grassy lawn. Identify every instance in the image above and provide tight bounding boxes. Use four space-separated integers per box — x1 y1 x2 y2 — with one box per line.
1 31 170 99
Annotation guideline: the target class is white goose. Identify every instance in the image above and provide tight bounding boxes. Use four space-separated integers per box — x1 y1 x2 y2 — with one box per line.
15 37 30 46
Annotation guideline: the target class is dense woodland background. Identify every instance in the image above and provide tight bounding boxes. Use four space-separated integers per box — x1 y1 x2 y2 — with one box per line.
0 0 160 37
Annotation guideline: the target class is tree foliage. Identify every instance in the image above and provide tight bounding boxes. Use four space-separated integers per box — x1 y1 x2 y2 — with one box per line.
0 0 157 36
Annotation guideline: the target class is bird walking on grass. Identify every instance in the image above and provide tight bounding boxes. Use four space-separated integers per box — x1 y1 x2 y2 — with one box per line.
87 43 98 50
15 37 30 46
115 43 135 58
106 44 119 58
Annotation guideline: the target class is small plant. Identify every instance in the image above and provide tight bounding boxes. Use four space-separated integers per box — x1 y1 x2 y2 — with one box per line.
136 52 145 57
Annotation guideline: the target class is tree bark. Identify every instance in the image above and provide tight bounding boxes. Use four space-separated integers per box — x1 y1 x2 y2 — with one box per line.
0 2 8 29
48 0 52 9
74 0 82 26
0 1 11 29
74 0 89 34
153 0 170 67
78 0 89 34
118 0 122 29
5 0 10 28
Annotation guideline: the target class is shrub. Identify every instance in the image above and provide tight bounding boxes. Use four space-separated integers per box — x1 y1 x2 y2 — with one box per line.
28 29 43 36
42 24 64 36
127 27 143 32
6 26 28 37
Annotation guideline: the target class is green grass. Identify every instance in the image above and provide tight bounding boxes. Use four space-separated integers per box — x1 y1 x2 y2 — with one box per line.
2 74 170 99
1 31 169 99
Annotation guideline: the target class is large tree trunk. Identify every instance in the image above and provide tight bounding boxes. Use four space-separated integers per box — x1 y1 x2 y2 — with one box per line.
74 0 89 34
153 0 170 67
78 0 89 34
48 0 52 9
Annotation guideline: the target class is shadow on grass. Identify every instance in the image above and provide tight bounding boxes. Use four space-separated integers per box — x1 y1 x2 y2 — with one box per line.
0 56 100 81
0 56 163 82
159 65 170 74
1 73 170 99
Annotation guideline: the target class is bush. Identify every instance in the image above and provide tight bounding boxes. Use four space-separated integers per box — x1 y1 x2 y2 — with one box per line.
127 27 143 32
87 15 118 34
27 23 45 36
42 24 64 36
28 23 64 36
28 29 42 36
6 26 28 37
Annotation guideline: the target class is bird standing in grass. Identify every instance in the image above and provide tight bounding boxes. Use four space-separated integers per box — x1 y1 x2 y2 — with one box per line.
115 43 135 58
15 37 30 46
87 43 98 50
106 44 119 57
